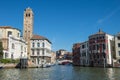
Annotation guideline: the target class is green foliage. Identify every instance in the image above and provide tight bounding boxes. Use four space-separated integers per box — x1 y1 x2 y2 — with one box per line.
12 59 20 63
0 41 3 59
0 59 20 64
0 59 11 64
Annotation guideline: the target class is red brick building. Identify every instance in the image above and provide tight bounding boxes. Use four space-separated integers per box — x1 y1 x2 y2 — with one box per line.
72 43 80 66
89 30 114 67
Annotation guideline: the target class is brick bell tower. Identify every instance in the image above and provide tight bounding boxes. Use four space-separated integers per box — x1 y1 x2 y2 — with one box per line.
23 7 33 59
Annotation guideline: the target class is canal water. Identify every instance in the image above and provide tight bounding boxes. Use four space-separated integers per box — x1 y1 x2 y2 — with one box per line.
0 65 120 80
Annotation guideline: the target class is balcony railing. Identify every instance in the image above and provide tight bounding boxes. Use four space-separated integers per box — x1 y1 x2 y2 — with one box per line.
31 53 51 57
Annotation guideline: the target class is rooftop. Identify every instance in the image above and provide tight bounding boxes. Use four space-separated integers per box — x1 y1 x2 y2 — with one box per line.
31 34 52 44
0 26 20 31
89 29 106 37
96 29 106 35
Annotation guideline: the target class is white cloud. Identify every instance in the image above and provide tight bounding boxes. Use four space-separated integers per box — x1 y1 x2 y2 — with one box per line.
97 6 120 24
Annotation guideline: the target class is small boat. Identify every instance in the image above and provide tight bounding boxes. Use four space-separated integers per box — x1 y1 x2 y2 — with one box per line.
37 63 51 68
0 65 3 69
43 63 51 68
51 63 55 66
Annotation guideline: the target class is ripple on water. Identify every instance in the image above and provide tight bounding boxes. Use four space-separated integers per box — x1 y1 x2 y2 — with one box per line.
0 66 120 80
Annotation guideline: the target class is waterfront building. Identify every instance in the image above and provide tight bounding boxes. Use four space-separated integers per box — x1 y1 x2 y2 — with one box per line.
0 26 27 59
56 49 72 60
6 35 27 59
72 43 81 66
114 33 120 64
80 41 89 66
23 7 33 59
30 35 52 65
0 26 20 50
51 51 56 64
64 52 73 60
89 29 114 67
56 49 67 60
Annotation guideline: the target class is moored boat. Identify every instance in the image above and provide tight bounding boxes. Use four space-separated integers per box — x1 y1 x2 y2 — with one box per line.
37 63 51 68
0 64 4 69
0 66 3 69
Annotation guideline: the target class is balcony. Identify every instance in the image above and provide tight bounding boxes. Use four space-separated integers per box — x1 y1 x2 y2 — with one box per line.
31 53 51 57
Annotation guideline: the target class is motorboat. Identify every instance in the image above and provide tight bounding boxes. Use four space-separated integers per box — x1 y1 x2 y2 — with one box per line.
0 66 3 69
0 64 3 69
37 63 51 68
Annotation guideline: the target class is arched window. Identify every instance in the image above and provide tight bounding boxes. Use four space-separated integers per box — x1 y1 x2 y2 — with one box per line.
26 13 30 17
28 13 30 17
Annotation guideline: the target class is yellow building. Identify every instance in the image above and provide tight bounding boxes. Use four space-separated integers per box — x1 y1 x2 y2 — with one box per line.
0 26 20 50
0 26 27 59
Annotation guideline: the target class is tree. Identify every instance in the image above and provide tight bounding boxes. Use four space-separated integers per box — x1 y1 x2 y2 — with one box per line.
0 41 3 59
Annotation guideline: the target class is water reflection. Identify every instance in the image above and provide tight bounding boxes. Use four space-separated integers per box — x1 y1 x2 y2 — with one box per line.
0 66 120 80
106 68 114 80
106 68 120 80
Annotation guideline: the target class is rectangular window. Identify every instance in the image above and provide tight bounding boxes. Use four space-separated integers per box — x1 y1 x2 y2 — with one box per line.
17 33 19 38
21 46 23 51
117 37 120 40
102 36 105 39
82 45 85 49
93 45 95 50
103 44 106 50
119 51 120 56
8 31 12 37
32 43 35 47
5 52 8 58
42 49 44 55
87 43 88 47
37 50 40 55
37 43 40 47
118 59 120 63
11 53 14 59
12 43 15 49
89 46 91 50
97 45 99 50
42 43 44 47
24 47 26 52
32 50 34 55
97 37 98 40
118 43 120 47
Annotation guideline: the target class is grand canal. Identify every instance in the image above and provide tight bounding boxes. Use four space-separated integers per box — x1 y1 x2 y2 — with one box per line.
0 65 120 80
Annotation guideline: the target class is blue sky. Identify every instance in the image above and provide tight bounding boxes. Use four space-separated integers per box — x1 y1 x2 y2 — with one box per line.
0 0 120 51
